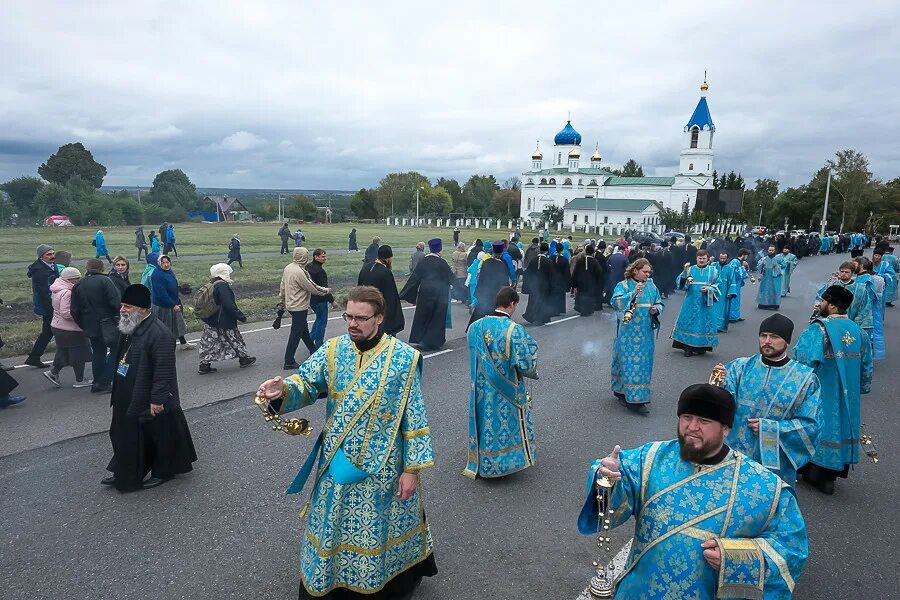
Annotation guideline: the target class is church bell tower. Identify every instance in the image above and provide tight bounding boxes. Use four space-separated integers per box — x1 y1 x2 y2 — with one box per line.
679 78 715 176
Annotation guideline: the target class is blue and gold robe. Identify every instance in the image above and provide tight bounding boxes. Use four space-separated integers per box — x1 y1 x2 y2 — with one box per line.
874 260 897 304
464 314 539 478
756 255 783 308
780 253 798 297
727 259 749 322
672 265 719 350
611 278 664 404
711 261 741 332
794 316 872 472
847 274 876 339
723 355 820 487
578 441 808 599
276 334 435 596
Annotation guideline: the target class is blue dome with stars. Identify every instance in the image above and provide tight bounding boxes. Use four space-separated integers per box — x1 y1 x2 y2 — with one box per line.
554 121 581 146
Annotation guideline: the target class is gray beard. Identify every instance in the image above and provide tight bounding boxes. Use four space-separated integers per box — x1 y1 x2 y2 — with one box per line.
118 311 144 334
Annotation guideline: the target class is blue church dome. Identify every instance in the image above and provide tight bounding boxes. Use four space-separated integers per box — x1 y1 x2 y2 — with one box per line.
554 121 582 145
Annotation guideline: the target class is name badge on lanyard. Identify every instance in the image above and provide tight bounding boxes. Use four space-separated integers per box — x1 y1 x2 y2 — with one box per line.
117 361 129 377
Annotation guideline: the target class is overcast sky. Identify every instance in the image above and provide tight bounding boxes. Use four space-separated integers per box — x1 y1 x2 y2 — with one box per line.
1 1 897 191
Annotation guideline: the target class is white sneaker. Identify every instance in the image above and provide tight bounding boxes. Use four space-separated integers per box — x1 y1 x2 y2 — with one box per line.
73 378 93 388
43 370 62 388
180 342 196 351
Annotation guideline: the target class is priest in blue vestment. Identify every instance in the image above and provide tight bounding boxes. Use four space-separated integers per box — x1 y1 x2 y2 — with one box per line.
727 249 751 323
717 314 820 487
610 258 664 413
795 285 873 495
671 249 719 356
464 286 539 478
257 286 437 599
779 246 799 297
756 245 784 309
578 384 808 599
873 248 897 306
711 251 741 332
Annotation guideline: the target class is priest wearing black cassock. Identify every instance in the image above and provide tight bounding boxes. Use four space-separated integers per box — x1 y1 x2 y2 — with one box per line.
571 244 604 316
358 244 405 335
468 241 514 328
103 284 196 493
400 238 454 350
549 241 571 315
522 242 554 325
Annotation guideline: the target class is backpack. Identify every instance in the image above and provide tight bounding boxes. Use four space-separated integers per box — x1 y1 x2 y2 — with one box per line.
193 280 224 319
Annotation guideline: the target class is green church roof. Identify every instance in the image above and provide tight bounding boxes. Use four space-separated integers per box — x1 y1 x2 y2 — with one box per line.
604 176 675 186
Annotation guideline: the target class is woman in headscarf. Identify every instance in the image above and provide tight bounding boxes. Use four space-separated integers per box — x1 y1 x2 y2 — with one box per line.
561 239 572 261
94 230 112 264
451 242 469 304
466 251 485 307
149 230 161 253
141 252 159 292
141 252 159 295
108 256 130 295
44 267 92 388
150 255 194 349
197 263 255 374
227 234 243 268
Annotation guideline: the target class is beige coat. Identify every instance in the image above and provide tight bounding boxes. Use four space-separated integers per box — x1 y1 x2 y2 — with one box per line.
451 250 468 278
279 247 329 311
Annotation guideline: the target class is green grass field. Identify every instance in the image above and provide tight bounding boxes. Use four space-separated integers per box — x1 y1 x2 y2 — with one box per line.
0 222 549 357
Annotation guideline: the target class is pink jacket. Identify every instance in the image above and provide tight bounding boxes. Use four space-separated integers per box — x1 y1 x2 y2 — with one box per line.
50 278 82 332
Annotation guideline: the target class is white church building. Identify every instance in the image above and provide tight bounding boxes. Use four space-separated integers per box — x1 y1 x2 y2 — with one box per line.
520 80 716 231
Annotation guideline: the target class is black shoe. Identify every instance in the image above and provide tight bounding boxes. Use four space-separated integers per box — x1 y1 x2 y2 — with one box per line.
101 476 116 486
198 364 217 375
628 403 650 415
142 476 171 489
683 348 694 357
24 357 49 368
283 361 300 370
887 303 895 307
91 384 112 394
0 362 14 371
239 357 257 368
0 395 26 409
811 478 835 495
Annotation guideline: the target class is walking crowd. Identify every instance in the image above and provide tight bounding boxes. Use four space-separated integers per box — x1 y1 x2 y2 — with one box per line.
1 222 896 600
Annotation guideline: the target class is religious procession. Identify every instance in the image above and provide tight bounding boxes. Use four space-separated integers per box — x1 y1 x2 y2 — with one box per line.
2 225 895 600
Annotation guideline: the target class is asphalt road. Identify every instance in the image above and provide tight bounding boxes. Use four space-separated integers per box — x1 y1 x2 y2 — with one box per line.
1 253 897 599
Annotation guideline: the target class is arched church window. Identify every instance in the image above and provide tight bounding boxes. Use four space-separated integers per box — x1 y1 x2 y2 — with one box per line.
564 178 572 185
573 214 578 223
690 126 699 149
589 179 597 186
578 179 582 185
526 178 533 185
548 178 556 184
584 215 589 224
689 163 694 171
558 152 562 164
540 178 547 185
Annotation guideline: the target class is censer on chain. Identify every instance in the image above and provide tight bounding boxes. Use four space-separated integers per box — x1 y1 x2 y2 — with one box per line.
254 395 312 437
860 424 879 464
708 364 726 387
588 475 616 598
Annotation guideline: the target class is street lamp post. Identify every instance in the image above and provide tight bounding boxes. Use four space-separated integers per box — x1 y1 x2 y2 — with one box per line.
415 186 424 226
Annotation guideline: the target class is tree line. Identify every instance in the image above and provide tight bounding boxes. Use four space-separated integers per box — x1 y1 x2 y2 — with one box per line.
659 149 898 235
0 142 202 226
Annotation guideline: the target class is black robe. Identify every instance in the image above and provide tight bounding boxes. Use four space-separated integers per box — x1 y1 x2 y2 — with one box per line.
358 261 404 335
522 254 554 325
107 314 196 492
469 256 513 325
549 254 570 315
571 254 604 316
399 254 453 349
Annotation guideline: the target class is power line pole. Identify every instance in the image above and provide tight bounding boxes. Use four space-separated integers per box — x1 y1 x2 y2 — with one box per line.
820 169 831 238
